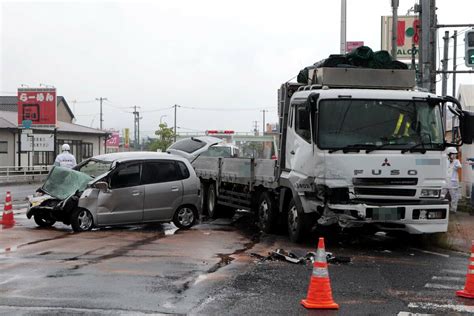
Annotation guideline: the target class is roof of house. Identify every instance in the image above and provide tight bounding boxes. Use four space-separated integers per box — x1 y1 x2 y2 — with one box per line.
0 95 75 119
0 110 107 135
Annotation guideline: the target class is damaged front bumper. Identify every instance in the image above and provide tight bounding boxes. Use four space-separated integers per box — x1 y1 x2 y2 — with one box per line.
319 201 449 234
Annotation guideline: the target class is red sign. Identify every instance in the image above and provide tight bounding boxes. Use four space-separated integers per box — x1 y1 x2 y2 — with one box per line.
346 41 364 53
106 131 120 147
17 88 57 126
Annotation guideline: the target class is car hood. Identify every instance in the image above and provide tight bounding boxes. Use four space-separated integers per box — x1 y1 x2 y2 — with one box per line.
41 166 93 200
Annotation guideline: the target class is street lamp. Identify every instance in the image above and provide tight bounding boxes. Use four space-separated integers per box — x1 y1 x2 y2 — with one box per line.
160 115 167 125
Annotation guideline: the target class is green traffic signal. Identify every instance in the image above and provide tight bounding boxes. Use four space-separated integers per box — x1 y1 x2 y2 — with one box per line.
468 49 474 66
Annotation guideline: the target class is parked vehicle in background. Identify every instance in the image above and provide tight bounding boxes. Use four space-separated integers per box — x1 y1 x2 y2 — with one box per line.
167 136 223 161
170 61 474 242
200 143 240 158
27 152 200 232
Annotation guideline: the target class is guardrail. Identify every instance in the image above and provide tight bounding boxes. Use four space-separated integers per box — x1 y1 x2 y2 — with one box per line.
0 165 52 183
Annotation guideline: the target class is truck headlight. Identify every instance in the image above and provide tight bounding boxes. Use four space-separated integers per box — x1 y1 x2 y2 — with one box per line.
420 189 441 198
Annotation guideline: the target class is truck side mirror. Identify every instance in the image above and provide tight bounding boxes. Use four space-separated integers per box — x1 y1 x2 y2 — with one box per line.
461 111 474 144
307 93 320 112
94 181 109 192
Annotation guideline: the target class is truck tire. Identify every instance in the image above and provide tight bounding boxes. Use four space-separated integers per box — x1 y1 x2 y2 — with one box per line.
287 199 307 243
34 213 56 227
207 183 219 219
257 192 278 233
70 208 94 232
200 182 209 216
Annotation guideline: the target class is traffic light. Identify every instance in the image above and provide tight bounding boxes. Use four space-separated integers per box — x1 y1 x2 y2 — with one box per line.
465 29 474 68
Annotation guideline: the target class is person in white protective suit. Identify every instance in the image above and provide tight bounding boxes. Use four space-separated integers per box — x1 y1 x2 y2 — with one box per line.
54 144 77 169
446 147 462 213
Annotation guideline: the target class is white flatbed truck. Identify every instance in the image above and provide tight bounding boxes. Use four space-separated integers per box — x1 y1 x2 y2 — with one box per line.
172 66 474 242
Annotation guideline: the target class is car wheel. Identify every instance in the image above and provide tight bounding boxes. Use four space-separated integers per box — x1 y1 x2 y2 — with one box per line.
70 208 94 232
287 199 307 243
34 214 56 227
207 183 219 219
257 192 278 234
173 206 198 229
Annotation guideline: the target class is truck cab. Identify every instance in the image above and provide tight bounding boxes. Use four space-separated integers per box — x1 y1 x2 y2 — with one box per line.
278 67 474 239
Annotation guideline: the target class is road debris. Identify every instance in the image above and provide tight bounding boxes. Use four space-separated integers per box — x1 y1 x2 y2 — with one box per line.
250 248 351 265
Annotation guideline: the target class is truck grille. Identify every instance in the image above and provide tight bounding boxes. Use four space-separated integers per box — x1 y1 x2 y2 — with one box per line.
354 187 416 197
353 178 418 186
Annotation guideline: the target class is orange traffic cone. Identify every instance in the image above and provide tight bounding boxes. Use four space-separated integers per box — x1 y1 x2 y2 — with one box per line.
457 240 474 298
0 191 15 226
301 237 339 309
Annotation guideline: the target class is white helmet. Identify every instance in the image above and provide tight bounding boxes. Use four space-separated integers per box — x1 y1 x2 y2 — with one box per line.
446 147 458 155
61 144 71 151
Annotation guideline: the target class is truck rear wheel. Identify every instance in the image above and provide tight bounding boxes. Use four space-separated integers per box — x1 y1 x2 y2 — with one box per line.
207 183 219 219
257 192 278 233
200 182 209 216
287 199 307 243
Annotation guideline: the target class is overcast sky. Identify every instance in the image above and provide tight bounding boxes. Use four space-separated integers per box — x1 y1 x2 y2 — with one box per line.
1 0 473 137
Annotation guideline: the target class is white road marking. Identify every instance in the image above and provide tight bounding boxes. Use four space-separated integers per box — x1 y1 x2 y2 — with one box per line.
431 276 464 282
0 305 166 315
408 302 474 313
440 269 466 275
423 283 460 290
398 312 433 316
410 248 450 258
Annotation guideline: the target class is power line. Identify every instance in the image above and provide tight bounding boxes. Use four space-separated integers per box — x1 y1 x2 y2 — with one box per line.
180 105 273 112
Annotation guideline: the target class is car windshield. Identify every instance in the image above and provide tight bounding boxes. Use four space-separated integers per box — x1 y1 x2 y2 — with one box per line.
42 166 93 200
168 138 207 154
75 159 113 178
201 146 233 157
318 99 444 150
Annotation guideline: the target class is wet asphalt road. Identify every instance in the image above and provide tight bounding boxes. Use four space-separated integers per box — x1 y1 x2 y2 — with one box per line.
1 203 474 315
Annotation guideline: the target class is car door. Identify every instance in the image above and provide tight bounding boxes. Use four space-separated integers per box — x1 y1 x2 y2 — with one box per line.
96 162 144 225
141 160 183 222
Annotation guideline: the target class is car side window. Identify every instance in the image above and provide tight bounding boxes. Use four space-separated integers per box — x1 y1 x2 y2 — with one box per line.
110 163 141 189
177 161 190 179
142 161 180 185
295 104 311 143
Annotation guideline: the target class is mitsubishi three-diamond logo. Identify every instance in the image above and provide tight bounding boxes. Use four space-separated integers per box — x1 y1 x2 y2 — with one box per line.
382 158 391 167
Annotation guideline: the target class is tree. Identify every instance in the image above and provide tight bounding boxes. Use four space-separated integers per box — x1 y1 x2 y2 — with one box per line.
148 123 175 152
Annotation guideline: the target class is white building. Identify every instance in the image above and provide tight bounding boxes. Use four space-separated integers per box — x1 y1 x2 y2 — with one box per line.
457 85 474 197
0 96 108 167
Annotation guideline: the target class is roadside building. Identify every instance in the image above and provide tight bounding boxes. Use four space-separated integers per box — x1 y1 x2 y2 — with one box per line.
0 95 108 167
457 85 474 197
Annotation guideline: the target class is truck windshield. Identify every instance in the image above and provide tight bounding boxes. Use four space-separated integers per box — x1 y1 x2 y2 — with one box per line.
318 99 444 150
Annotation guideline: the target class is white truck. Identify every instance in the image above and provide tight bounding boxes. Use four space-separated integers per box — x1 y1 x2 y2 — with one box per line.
169 66 474 242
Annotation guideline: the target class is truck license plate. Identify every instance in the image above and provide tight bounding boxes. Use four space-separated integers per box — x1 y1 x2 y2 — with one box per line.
371 208 400 220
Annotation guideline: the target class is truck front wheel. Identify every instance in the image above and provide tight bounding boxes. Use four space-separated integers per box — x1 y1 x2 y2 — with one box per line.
257 192 278 233
287 199 307 243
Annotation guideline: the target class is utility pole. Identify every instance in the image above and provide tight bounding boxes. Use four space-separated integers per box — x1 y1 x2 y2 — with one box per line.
340 0 347 54
441 31 450 97
391 0 399 59
132 106 141 150
418 0 437 93
261 110 267 135
253 121 259 136
95 97 107 130
173 104 179 143
452 30 458 98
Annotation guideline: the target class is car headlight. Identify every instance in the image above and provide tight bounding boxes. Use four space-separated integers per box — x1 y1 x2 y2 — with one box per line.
420 189 441 198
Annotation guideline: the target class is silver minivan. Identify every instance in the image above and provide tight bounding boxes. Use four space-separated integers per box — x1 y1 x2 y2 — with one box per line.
27 152 200 232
